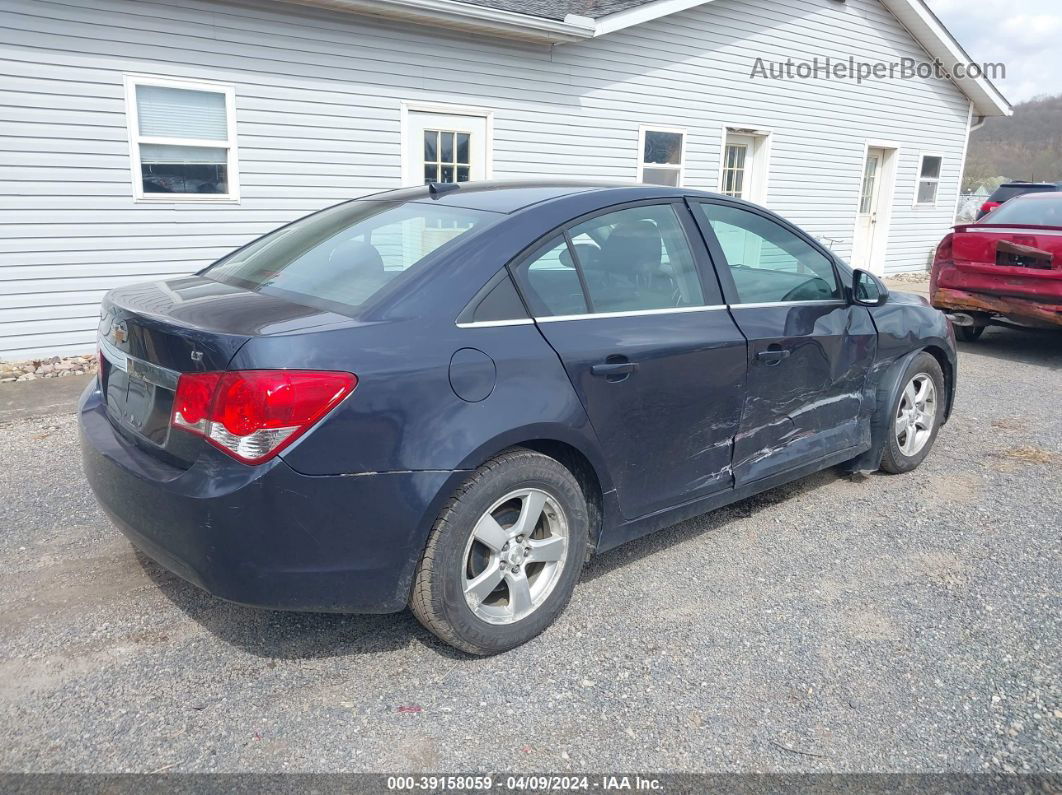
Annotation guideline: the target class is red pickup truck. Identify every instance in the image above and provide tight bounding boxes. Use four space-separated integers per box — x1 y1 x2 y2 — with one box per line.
931 192 1062 341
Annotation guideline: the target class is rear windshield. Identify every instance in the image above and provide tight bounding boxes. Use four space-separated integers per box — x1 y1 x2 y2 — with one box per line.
982 195 1062 227
988 184 1058 202
204 200 499 315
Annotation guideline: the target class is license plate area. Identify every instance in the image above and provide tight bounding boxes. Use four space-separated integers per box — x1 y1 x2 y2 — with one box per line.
100 336 180 447
995 239 1054 270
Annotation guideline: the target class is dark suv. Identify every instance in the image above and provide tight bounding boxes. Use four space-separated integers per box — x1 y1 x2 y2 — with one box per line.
977 182 1062 218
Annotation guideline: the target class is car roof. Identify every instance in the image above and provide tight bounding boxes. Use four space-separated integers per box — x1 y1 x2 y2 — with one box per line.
1006 191 1062 201
354 180 706 214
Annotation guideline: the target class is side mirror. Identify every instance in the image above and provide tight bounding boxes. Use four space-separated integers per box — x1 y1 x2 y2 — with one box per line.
852 269 888 307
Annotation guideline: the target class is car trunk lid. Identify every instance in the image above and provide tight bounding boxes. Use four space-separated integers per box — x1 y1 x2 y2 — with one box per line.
98 276 352 466
939 224 1062 302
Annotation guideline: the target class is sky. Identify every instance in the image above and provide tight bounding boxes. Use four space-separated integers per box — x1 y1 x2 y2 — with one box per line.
927 0 1062 105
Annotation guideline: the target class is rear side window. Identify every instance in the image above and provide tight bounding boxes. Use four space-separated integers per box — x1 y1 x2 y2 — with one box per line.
982 195 1062 226
205 201 499 315
568 204 706 313
515 203 710 318
522 237 589 317
465 272 529 323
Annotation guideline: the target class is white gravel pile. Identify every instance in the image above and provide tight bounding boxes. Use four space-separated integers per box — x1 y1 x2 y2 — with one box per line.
1 354 98 383
887 270 931 283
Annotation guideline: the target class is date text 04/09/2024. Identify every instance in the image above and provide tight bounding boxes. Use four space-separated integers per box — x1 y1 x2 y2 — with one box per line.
385 775 664 791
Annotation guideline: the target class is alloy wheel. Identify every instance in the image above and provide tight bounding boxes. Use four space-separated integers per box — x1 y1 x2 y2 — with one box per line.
461 488 569 625
895 373 936 456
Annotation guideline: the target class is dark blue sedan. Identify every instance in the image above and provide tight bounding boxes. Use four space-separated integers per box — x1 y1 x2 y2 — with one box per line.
80 181 957 654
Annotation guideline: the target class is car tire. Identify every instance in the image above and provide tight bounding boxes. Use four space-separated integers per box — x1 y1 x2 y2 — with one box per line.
957 325 985 342
880 352 946 475
410 448 589 655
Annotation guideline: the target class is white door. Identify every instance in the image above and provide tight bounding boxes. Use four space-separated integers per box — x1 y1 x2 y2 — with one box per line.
852 148 886 270
404 111 488 186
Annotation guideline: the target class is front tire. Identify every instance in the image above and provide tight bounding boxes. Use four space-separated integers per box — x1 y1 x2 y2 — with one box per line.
410 448 589 655
957 325 985 342
880 352 946 474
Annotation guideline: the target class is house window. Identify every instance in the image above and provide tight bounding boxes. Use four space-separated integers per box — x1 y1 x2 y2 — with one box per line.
859 153 880 214
721 142 748 198
124 75 238 201
423 130 471 184
916 155 943 206
719 129 771 203
638 126 685 187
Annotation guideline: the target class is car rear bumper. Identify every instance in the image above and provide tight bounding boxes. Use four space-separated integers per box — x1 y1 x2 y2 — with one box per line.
932 286 1062 328
78 381 461 613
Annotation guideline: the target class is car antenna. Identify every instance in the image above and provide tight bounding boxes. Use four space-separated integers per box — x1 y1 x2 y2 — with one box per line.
428 181 461 199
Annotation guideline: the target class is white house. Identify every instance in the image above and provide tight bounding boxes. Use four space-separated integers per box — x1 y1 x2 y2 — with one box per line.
0 0 1011 360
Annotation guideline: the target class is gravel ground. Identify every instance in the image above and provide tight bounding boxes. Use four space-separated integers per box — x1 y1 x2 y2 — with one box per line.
0 325 1059 775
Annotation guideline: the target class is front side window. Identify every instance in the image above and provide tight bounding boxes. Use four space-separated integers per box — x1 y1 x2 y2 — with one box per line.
125 76 238 200
693 202 840 304
638 128 685 187
205 201 499 315
517 204 708 317
916 155 943 206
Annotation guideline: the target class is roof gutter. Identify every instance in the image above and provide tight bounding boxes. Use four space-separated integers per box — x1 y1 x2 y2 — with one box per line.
878 0 1011 117
279 0 1011 116
280 0 595 43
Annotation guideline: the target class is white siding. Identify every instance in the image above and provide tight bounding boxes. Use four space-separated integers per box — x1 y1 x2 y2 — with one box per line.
0 0 971 359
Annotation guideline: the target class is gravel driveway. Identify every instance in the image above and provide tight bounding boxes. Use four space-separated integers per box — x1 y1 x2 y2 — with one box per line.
1 324 1059 775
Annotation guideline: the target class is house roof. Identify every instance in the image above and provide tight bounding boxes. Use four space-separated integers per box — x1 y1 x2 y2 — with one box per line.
285 0 1010 116
456 0 653 21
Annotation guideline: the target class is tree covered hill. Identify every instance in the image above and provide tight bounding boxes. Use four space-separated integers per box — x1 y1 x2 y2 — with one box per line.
963 94 1062 191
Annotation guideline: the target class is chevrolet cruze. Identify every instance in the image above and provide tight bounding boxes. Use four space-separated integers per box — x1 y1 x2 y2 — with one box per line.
80 181 957 654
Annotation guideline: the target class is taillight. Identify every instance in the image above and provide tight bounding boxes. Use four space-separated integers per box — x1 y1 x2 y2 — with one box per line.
934 233 954 264
931 233 954 296
172 370 357 464
980 201 999 216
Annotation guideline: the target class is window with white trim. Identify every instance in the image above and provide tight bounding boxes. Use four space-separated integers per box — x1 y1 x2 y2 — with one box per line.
720 129 771 203
721 141 749 198
637 127 685 187
125 76 239 201
915 155 942 206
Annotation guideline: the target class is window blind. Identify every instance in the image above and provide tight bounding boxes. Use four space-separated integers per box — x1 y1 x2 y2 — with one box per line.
136 85 228 140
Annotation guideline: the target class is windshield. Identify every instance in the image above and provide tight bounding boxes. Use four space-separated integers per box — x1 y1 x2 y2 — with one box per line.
204 200 500 315
983 195 1062 227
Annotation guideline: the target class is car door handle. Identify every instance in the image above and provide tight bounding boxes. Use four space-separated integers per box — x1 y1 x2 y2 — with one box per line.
757 347 791 366
591 362 638 378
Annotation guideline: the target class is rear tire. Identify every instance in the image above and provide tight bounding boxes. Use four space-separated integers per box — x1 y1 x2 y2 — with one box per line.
957 325 985 342
880 352 946 475
410 448 588 655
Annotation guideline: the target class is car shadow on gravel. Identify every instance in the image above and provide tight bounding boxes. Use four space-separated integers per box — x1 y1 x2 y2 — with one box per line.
138 467 849 661
136 549 451 660
960 326 1062 369
581 467 844 583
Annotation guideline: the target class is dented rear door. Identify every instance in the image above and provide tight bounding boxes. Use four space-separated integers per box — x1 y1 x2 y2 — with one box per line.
513 201 748 521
